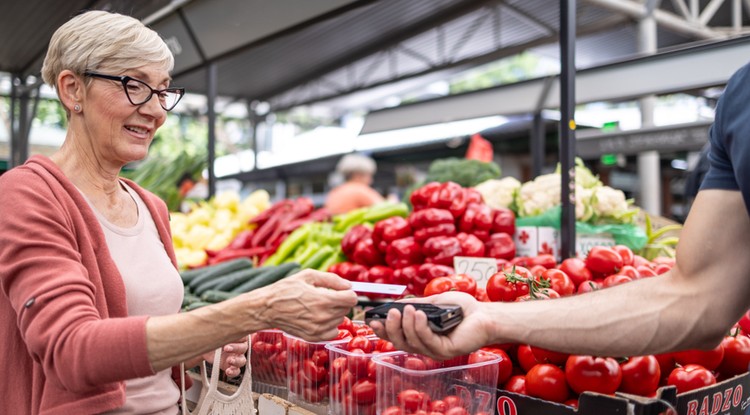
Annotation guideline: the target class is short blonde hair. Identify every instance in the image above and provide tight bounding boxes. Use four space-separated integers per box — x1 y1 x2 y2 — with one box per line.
41 10 174 89
336 154 377 179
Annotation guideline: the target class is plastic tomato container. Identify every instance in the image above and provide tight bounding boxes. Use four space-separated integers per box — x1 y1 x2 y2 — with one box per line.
325 336 399 415
250 329 288 396
373 352 500 415
284 333 338 414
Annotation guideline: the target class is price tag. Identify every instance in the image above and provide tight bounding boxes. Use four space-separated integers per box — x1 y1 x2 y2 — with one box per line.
453 256 498 289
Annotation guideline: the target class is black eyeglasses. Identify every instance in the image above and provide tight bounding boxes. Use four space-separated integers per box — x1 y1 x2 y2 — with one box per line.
84 71 185 111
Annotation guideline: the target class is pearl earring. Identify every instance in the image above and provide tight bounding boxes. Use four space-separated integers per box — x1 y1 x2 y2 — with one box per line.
73 104 81 112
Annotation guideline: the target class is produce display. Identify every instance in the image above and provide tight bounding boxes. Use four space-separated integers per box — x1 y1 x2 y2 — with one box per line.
171 190 271 268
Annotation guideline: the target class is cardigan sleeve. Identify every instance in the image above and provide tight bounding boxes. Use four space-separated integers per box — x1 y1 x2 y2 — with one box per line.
0 167 154 393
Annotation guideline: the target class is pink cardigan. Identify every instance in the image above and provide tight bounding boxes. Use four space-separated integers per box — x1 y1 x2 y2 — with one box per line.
0 155 187 414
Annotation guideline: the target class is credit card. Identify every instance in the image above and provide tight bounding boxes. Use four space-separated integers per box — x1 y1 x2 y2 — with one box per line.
350 281 406 295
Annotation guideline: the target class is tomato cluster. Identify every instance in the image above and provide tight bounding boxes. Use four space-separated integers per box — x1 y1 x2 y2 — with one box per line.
286 318 376 408
328 336 399 415
374 352 499 415
251 329 287 386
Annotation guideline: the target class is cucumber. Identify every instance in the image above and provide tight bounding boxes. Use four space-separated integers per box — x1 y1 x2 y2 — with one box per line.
184 301 212 311
284 265 301 277
201 289 240 303
179 267 209 284
187 258 253 291
232 262 300 293
211 267 269 292
182 293 201 308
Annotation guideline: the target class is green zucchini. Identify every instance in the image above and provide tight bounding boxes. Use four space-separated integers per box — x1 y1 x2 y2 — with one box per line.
187 258 253 291
201 289 240 303
300 246 334 270
182 293 201 308
184 301 212 311
232 262 300 293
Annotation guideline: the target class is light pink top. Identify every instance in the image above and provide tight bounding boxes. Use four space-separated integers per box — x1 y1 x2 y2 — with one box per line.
88 183 184 415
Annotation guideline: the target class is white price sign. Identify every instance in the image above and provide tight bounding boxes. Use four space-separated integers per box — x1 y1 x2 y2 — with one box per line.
453 256 498 289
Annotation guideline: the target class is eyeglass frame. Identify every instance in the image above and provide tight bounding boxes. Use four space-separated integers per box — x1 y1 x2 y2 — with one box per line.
83 71 185 111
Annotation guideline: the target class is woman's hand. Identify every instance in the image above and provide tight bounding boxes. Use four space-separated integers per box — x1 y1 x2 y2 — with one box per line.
202 338 249 378
256 269 358 342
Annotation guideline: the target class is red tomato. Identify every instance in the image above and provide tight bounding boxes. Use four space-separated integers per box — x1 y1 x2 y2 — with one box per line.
486 272 526 302
423 276 457 297
619 355 661 396
430 400 447 413
311 349 329 366
376 339 397 353
347 349 369 378
564 398 579 409
515 288 560 301
450 274 477 296
473 287 491 302
654 353 675 382
348 336 374 353
717 335 750 377
503 375 527 394
526 364 570 403
738 310 750 334
576 279 602 294
516 344 538 373
336 329 354 340
302 359 327 383
653 263 672 275
481 347 514 386
530 254 557 269
404 356 427 371
667 364 716 394
442 395 464 409
528 265 547 277
565 355 622 395
602 273 633 288
530 346 569 365
330 356 348 380
338 316 355 333
632 255 651 268
617 265 640 279
636 266 658 278
612 245 634 266
558 258 593 287
540 269 575 296
350 379 377 404
585 246 623 275
397 389 431 412
673 344 725 371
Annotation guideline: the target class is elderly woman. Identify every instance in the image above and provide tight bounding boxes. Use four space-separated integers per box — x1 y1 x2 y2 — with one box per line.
0 11 357 415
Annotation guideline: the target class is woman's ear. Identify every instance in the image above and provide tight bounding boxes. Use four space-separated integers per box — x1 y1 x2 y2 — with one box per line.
57 70 84 113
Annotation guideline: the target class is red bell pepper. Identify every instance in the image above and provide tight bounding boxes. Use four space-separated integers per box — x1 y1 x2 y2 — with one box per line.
393 264 419 286
428 181 468 219
366 265 394 284
410 182 442 211
422 235 462 266
485 232 516 260
459 203 493 238
409 208 456 243
465 188 484 205
457 232 486 257
415 263 455 295
492 208 516 236
341 225 372 259
351 237 385 267
372 216 412 253
385 236 424 269
328 261 368 281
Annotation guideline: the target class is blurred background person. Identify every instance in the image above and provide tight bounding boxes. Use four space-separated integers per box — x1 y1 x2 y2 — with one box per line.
325 153 385 214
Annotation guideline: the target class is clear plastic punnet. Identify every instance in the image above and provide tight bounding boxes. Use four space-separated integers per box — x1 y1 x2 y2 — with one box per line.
250 329 288 397
373 352 500 415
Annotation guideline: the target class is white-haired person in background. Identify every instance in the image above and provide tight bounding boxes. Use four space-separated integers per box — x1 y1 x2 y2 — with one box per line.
0 10 357 414
325 153 385 214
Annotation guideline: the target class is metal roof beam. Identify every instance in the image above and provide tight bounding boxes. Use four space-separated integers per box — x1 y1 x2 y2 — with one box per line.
360 37 750 134
583 0 726 39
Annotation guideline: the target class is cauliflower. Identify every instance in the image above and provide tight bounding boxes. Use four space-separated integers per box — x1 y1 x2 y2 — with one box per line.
515 173 562 217
473 177 521 210
589 186 639 224
576 185 595 222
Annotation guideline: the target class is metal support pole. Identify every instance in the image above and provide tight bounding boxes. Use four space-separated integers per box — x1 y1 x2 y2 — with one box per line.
559 0 577 259
9 76 18 168
637 12 662 215
247 102 263 172
207 63 218 199
531 111 545 178
9 74 32 168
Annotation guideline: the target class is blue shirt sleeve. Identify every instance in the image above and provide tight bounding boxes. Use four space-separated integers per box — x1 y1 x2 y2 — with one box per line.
701 61 750 214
